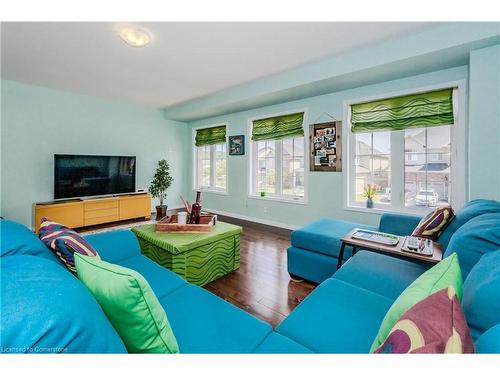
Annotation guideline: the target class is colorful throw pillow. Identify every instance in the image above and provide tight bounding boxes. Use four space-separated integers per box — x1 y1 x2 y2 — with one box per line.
74 253 179 354
374 287 474 353
370 253 463 352
39 218 99 272
412 206 455 241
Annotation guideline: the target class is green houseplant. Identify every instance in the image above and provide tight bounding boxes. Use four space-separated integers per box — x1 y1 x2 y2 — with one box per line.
149 159 173 220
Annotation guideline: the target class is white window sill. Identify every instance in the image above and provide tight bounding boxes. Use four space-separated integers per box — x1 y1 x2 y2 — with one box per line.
193 188 228 196
344 204 431 216
248 194 308 205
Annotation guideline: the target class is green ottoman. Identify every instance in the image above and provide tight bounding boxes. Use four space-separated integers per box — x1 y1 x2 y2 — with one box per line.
131 221 242 286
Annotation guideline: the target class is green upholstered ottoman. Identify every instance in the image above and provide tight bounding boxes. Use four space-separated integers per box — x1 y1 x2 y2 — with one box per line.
131 221 242 286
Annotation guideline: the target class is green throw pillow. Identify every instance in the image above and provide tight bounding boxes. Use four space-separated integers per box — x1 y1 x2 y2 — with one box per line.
75 253 179 353
369 252 463 352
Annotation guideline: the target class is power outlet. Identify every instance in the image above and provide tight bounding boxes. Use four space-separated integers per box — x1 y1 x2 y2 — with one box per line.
263 207 268 213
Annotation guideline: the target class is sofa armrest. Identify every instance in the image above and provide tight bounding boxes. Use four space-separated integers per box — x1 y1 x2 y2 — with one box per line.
85 230 141 263
378 213 422 236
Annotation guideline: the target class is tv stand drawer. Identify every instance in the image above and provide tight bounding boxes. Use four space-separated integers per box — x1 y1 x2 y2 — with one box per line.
84 214 120 227
84 199 119 211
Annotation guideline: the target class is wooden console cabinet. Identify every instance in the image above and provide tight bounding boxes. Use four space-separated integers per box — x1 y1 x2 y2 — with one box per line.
34 194 151 232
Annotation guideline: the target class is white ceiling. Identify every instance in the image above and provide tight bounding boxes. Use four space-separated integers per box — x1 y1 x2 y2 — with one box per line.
1 22 437 108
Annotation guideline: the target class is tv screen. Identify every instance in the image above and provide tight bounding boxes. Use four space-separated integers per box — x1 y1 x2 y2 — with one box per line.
54 154 136 199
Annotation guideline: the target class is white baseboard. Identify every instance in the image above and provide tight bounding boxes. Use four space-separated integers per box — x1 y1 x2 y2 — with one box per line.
203 208 299 231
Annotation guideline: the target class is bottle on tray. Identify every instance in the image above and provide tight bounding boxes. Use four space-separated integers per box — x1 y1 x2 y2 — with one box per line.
189 191 202 224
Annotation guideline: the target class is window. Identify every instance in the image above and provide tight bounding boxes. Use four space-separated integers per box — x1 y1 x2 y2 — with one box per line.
353 132 391 205
347 86 462 212
404 126 451 208
250 112 306 201
194 125 227 192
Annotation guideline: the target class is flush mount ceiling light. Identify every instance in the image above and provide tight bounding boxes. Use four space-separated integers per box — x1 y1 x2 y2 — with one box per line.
119 27 151 48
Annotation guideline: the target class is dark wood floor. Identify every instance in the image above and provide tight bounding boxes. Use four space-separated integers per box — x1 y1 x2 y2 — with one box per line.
203 215 316 327
79 213 317 328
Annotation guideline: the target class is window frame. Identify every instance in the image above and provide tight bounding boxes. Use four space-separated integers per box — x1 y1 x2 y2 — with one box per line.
192 124 228 195
247 109 309 204
343 81 466 215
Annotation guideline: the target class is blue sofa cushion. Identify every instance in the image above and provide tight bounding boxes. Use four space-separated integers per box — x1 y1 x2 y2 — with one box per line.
474 324 500 354
253 332 313 353
334 251 429 300
439 199 500 250
85 230 141 263
378 213 423 237
159 284 272 353
276 278 393 353
462 250 500 341
287 246 340 284
0 219 59 264
291 218 376 258
444 213 500 278
116 255 186 299
0 255 126 353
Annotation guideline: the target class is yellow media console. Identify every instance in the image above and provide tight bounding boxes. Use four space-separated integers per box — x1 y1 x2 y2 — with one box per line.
34 194 151 232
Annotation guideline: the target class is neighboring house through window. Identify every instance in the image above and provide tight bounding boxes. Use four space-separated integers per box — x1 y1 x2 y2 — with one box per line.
194 125 227 192
250 111 306 202
346 85 464 212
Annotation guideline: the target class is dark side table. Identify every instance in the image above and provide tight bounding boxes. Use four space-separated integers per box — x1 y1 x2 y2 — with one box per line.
337 228 443 269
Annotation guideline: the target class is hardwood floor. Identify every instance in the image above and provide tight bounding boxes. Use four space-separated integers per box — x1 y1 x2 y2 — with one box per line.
203 215 316 327
79 212 317 328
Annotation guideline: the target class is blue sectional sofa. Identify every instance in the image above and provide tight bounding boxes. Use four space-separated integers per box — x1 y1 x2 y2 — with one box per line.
1 199 499 353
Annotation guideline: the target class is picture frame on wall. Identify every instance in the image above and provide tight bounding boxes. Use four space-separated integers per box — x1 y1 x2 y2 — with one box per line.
229 135 245 155
309 121 342 172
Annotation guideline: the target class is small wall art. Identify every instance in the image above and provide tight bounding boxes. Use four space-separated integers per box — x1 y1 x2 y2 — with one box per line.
229 135 245 155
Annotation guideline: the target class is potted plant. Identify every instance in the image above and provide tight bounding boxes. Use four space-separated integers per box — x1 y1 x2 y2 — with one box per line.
363 184 377 209
149 159 173 220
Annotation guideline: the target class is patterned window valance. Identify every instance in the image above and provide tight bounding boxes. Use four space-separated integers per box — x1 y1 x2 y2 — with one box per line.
350 88 454 133
195 125 227 147
252 112 304 141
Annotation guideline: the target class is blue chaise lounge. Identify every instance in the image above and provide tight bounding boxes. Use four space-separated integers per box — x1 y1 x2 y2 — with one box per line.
287 199 500 284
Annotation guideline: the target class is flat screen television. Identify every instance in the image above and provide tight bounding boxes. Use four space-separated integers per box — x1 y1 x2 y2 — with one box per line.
54 154 136 200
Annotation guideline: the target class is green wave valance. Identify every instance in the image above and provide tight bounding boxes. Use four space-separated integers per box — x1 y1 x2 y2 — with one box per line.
195 125 227 147
351 88 454 133
252 112 304 141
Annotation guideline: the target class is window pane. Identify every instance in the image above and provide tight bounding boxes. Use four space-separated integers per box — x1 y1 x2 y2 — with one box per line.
372 132 391 154
294 137 304 157
354 155 372 202
197 145 210 188
282 138 292 158
257 158 275 194
353 131 391 205
404 126 451 208
256 140 276 194
281 137 305 197
258 140 275 157
427 125 451 153
354 133 372 155
215 143 226 189
404 128 426 153
373 154 391 205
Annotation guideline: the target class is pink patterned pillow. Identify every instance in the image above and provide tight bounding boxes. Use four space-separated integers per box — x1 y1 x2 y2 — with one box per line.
412 206 454 241
374 287 474 354
39 218 99 273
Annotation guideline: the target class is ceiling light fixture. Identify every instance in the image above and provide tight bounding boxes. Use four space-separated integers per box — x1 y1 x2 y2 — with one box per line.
119 27 151 48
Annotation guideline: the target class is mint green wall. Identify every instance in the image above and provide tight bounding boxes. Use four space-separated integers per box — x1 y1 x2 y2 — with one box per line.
187 66 468 228
1 80 189 228
468 45 500 200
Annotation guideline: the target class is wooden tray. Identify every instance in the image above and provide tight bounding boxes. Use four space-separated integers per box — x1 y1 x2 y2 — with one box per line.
155 214 216 233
